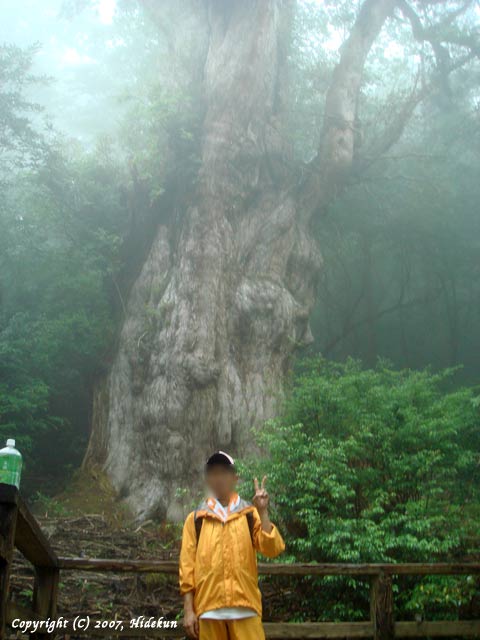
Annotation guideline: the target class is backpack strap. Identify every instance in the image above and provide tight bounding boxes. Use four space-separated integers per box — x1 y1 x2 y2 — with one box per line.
246 510 255 545
194 509 203 544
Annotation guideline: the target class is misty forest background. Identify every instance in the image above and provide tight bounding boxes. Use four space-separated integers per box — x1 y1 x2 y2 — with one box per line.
1 0 480 623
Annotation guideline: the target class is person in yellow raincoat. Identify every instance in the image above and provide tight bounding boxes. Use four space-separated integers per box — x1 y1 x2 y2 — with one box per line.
179 450 285 639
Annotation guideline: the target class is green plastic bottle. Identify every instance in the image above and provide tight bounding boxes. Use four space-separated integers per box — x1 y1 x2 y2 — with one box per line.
0 439 23 488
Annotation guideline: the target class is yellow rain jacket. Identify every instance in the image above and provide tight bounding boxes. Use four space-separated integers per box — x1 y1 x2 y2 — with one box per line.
179 493 285 617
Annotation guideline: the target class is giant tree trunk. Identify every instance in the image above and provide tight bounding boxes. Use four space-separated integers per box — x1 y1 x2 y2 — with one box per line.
85 0 320 520
84 0 396 521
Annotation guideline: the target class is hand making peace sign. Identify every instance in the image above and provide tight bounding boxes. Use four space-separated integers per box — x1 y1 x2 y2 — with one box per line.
253 475 269 513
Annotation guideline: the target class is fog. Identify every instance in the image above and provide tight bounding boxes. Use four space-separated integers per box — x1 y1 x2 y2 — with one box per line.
2 0 480 629
1 0 479 510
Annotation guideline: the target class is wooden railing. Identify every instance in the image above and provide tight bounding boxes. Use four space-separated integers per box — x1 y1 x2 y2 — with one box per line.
1 484 480 639
0 484 59 640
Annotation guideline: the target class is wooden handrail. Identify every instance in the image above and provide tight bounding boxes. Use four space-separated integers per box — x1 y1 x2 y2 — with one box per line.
0 484 59 640
0 484 58 568
57 557 480 575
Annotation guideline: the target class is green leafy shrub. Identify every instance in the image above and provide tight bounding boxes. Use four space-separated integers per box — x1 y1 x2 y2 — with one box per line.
239 358 480 621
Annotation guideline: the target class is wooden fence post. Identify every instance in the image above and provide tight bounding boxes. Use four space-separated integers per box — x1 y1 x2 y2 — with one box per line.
32 566 59 639
0 488 18 640
371 571 394 640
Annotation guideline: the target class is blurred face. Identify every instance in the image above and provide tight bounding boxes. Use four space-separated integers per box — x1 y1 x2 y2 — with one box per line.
205 465 238 503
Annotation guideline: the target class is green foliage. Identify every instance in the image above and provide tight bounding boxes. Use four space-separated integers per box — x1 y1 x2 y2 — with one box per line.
0 44 49 180
402 575 478 620
0 147 127 488
31 491 72 517
0 45 132 490
240 358 480 620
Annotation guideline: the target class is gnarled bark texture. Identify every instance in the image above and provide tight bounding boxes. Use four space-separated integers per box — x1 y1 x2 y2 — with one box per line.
84 0 396 520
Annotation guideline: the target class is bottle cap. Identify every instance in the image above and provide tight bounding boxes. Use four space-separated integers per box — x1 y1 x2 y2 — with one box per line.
6 439 15 447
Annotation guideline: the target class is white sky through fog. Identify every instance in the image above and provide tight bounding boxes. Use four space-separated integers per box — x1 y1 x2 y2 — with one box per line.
97 0 115 25
0 0 421 143
1 0 407 73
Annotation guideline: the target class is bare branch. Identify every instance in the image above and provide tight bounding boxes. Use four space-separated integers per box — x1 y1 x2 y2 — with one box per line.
322 288 442 356
354 79 427 174
298 0 480 220
397 0 480 87
398 0 450 67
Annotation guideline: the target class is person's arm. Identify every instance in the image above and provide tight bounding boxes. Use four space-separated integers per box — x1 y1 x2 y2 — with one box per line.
179 512 199 639
257 507 273 533
252 476 286 558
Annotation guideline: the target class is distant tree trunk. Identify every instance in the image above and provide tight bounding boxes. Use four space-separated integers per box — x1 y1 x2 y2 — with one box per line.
361 233 378 366
84 0 396 520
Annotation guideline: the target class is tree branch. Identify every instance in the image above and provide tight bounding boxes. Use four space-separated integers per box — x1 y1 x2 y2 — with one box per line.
397 0 480 97
299 0 480 219
353 76 426 174
300 0 396 218
354 39 479 174
322 288 442 356
397 0 450 67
